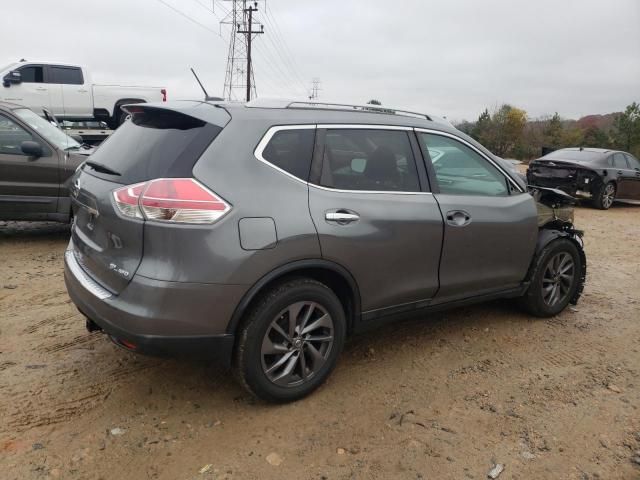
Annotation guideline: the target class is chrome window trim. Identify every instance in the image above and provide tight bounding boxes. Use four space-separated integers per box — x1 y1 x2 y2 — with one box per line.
254 124 429 195
414 128 525 193
65 240 112 300
254 124 317 186
317 124 412 131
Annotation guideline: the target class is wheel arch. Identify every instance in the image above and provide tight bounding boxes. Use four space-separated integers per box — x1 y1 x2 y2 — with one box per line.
525 227 587 305
227 259 361 336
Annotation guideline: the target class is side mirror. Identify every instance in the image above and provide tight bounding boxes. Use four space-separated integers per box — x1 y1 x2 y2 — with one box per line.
3 70 21 87
21 140 43 158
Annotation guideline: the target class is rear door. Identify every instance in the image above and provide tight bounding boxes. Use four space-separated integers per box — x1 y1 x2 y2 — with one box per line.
0 112 59 215
612 152 635 199
69 106 225 294
307 126 443 317
416 130 538 303
623 154 640 199
47 65 92 118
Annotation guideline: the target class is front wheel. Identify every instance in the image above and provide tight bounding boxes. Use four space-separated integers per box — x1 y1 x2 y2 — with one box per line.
519 238 583 317
233 278 346 403
593 182 616 210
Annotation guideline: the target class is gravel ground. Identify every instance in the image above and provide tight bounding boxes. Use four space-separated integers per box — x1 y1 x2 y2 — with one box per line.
1 204 639 480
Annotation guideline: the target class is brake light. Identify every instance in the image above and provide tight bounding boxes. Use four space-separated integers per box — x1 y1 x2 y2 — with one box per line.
112 178 230 224
161 88 167 102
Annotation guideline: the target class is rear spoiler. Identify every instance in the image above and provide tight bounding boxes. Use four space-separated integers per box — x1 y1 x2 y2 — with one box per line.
121 101 231 128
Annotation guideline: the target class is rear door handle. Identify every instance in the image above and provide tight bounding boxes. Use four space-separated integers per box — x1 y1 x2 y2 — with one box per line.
446 210 471 227
325 210 359 224
36 87 47 91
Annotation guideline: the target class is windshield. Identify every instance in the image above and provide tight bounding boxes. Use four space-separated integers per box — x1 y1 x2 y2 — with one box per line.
14 108 81 150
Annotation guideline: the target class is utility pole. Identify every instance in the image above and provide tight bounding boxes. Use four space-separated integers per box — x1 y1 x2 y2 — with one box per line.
309 78 321 100
237 3 263 102
221 1 264 102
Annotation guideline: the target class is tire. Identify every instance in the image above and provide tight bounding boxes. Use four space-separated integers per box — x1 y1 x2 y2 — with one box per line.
593 181 616 210
233 278 346 403
519 238 583 317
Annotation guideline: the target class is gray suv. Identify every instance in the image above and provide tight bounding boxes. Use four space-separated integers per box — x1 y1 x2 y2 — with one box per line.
64 100 586 402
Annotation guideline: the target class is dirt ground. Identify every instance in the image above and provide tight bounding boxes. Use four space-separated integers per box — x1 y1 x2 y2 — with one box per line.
1 204 639 480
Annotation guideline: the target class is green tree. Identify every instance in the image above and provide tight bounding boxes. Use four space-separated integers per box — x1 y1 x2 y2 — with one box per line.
543 112 564 149
613 102 640 152
367 99 382 105
582 126 609 148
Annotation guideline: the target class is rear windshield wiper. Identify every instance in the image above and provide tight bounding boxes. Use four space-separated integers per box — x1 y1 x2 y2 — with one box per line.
84 160 121 176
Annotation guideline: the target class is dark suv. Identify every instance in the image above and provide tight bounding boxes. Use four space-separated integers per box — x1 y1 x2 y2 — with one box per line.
64 100 586 402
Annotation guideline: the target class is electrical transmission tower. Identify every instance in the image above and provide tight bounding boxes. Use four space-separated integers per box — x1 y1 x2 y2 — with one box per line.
309 78 321 100
221 1 264 102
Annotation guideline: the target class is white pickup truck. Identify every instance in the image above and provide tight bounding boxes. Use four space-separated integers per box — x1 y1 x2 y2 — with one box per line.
0 60 166 128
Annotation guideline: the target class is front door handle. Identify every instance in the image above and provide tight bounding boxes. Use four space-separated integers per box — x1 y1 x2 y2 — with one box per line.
36 87 47 91
617 170 623 175
325 210 359 225
446 210 471 227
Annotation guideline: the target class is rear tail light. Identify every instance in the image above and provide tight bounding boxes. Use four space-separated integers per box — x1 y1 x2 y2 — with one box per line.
161 88 167 102
113 178 230 224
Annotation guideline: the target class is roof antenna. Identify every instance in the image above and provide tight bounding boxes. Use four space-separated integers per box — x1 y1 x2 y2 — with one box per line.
190 68 223 102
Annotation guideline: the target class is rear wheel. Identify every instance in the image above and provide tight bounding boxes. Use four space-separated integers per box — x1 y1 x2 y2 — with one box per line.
233 278 346 403
593 182 616 209
519 238 582 317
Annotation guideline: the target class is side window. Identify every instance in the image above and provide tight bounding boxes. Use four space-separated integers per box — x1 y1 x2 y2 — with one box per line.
0 115 34 155
613 153 629 169
606 155 615 167
17 65 44 83
625 154 640 169
49 66 84 85
319 129 420 192
261 128 315 181
418 133 509 196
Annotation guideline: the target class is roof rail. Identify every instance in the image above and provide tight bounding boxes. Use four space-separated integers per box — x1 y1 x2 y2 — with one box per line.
285 101 432 121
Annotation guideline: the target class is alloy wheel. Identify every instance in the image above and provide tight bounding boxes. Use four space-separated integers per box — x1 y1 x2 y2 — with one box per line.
261 301 334 387
602 184 615 209
541 252 575 307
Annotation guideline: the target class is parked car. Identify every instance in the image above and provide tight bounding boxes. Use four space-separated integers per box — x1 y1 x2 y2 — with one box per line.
527 147 640 209
0 101 94 222
64 100 586 402
0 60 166 128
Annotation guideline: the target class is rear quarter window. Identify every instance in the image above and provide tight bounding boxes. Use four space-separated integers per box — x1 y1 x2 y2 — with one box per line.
259 128 316 181
85 109 223 184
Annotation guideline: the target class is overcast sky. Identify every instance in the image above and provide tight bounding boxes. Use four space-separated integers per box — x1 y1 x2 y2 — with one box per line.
2 0 639 122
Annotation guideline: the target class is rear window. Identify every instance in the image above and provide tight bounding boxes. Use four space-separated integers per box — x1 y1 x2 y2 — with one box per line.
542 150 603 162
85 108 223 184
49 66 83 85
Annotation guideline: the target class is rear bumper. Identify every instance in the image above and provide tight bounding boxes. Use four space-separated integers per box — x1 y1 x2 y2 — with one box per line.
64 244 247 366
527 170 598 199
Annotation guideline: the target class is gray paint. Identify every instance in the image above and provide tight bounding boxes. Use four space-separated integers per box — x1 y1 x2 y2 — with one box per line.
66 100 544 348
239 217 278 250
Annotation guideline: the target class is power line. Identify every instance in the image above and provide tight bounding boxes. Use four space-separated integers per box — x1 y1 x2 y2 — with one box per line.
153 0 222 37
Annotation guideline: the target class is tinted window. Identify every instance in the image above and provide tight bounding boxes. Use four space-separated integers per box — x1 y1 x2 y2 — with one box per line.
543 150 602 162
18 66 44 83
261 129 315 181
320 129 420 192
85 109 222 183
49 66 83 85
419 133 508 196
625 154 640 169
0 114 34 155
613 153 629 169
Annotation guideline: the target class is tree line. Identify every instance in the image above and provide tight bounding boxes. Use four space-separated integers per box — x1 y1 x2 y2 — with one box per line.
455 101 640 161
